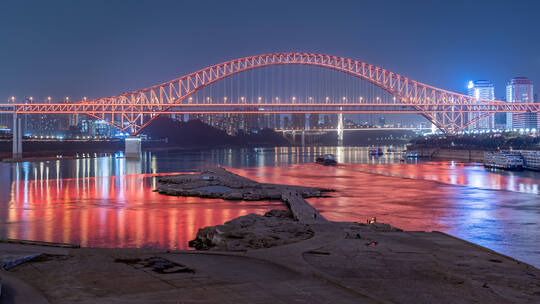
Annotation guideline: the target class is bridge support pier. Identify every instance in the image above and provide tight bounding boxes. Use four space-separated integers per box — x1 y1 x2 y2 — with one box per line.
337 110 344 146
125 136 141 158
283 131 295 145
301 131 305 146
12 112 22 159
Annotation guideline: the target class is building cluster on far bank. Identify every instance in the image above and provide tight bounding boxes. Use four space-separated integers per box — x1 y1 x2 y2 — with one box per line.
467 77 538 133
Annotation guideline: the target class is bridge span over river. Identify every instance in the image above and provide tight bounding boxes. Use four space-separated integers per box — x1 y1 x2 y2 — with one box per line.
2 52 538 158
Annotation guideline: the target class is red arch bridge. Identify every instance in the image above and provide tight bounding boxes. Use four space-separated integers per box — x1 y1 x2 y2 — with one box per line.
2 52 539 156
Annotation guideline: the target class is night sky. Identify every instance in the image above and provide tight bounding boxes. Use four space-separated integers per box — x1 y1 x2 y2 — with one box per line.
1 0 539 102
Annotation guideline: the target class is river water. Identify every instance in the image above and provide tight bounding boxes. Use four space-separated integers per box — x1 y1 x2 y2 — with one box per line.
0 146 538 267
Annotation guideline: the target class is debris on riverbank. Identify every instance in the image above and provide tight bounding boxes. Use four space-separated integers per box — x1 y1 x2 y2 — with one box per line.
0 253 43 270
115 256 194 274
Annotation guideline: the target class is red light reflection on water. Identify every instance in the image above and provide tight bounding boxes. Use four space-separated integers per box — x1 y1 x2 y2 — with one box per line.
230 165 454 231
1 174 283 249
1 159 539 267
229 163 539 233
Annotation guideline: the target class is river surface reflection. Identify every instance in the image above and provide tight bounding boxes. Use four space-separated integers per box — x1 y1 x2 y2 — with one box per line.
0 146 538 267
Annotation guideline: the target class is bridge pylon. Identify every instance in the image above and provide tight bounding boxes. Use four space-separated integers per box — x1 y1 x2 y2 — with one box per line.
125 136 141 158
337 110 344 146
12 112 22 159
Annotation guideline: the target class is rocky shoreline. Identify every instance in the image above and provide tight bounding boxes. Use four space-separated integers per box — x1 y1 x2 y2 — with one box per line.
157 167 332 201
1 168 539 303
188 209 315 251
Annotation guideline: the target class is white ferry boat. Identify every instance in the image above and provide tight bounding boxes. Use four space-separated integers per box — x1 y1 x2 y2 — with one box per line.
484 151 523 170
516 150 540 171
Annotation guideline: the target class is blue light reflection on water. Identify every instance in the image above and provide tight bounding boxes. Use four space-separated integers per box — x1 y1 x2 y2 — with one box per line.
0 146 538 267
356 160 540 195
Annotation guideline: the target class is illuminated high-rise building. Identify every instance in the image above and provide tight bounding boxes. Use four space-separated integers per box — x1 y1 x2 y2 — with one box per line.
467 80 495 130
506 77 534 130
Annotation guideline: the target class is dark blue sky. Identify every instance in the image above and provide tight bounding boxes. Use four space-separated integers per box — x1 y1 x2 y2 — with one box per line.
1 0 539 102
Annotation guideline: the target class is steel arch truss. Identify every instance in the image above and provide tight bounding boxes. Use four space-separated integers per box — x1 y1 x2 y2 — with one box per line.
13 53 540 135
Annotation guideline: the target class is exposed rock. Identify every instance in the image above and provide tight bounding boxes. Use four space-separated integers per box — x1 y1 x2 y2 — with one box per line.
115 256 194 274
157 167 332 201
169 168 328 251
188 209 313 250
264 209 293 218
367 222 403 232
222 191 243 200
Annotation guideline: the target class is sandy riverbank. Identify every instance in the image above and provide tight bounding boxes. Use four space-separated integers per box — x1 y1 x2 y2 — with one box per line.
1 168 539 303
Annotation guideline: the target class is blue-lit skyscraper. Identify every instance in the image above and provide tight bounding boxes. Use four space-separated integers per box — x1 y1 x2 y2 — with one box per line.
506 77 535 130
467 80 495 130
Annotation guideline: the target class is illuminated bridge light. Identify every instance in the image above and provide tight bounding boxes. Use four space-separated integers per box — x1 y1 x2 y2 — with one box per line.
2 53 536 136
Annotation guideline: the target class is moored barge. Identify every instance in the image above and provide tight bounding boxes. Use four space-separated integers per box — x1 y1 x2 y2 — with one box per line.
516 150 540 171
484 151 523 170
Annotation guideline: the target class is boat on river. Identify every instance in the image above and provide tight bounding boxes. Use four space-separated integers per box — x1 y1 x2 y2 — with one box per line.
405 151 418 158
368 147 383 156
315 154 337 166
484 151 523 170
517 150 540 171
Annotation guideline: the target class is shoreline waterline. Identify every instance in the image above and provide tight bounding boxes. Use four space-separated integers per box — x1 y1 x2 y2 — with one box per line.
0 146 538 268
